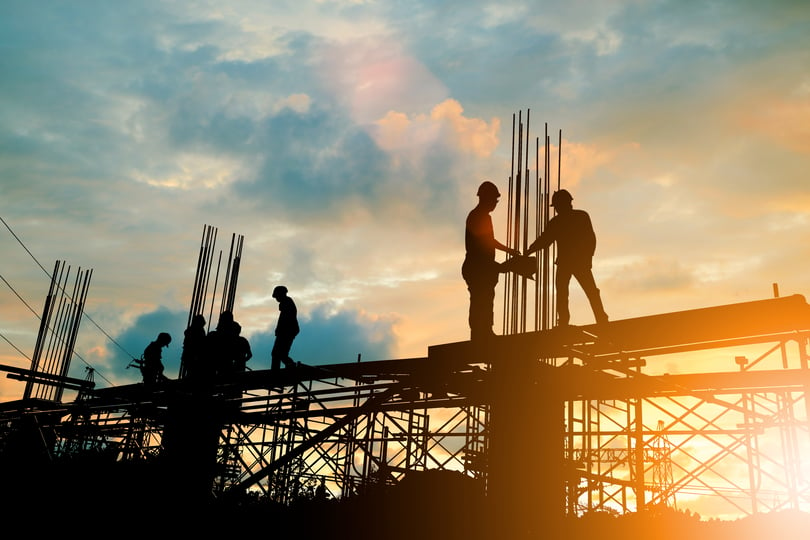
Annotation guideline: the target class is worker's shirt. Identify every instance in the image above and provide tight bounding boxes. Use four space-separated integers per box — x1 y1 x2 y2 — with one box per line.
531 209 596 270
465 205 496 264
143 341 163 367
276 297 300 338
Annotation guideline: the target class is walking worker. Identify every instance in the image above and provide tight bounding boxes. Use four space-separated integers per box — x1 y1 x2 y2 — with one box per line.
525 189 608 327
271 285 299 370
462 180 520 340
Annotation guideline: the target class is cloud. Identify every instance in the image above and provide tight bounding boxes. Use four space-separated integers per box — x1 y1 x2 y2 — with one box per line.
310 34 449 124
602 255 696 292
374 99 500 158
230 106 393 217
735 93 810 156
131 152 247 190
553 138 633 190
224 96 504 229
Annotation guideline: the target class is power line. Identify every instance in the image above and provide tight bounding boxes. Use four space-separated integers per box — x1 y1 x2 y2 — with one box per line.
0 215 51 275
0 332 31 361
0 273 40 317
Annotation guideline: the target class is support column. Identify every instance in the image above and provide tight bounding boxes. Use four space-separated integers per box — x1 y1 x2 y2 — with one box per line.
488 354 565 538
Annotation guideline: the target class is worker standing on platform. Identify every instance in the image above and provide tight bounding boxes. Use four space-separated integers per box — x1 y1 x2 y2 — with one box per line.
525 189 608 327
232 321 252 372
462 180 520 340
271 285 299 371
206 310 238 378
180 314 206 380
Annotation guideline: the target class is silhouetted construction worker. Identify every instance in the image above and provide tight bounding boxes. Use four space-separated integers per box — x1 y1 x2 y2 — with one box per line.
462 180 520 340
526 189 608 326
233 321 252 372
271 285 299 370
180 313 206 380
141 332 171 385
206 310 237 378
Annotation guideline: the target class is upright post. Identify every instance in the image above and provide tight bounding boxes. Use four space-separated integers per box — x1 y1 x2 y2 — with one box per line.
488 342 565 538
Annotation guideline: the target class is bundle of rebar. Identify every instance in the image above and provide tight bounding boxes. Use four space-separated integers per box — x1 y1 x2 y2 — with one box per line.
24 260 92 402
502 110 560 335
179 224 244 379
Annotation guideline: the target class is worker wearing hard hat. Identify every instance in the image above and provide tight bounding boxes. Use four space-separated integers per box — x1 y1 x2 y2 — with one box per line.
526 189 608 326
271 285 300 371
462 180 521 340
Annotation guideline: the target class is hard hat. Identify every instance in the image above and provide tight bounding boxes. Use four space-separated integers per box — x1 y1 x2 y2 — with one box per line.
477 181 500 198
272 285 288 298
551 189 573 207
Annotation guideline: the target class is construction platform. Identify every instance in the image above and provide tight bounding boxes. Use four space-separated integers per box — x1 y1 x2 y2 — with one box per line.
1 294 809 531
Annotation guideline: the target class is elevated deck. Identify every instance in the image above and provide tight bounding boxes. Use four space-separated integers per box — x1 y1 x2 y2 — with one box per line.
4 294 809 416
429 294 810 365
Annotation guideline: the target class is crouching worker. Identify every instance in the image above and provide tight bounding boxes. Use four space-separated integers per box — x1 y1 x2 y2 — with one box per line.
141 332 172 386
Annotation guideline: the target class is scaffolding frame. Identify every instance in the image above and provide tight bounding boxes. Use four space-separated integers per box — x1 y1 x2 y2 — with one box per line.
2 302 806 522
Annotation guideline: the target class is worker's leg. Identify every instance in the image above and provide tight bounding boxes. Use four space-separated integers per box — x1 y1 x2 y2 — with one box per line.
575 269 608 324
555 268 573 326
468 283 496 339
271 339 286 371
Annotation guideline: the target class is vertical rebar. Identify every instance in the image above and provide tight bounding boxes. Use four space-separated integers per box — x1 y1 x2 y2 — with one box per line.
511 112 523 335
520 110 531 332
503 114 516 336
548 130 553 329
25 260 92 401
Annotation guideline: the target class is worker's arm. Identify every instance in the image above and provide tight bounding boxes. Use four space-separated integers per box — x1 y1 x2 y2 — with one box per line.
526 230 553 255
525 216 560 255
494 239 520 257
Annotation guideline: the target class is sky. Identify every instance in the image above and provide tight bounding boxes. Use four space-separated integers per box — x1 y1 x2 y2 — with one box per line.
1 0 809 399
